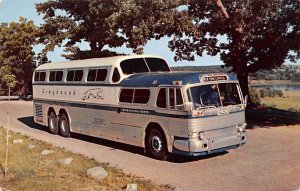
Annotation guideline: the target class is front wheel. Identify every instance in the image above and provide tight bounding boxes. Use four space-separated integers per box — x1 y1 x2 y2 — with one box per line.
146 128 169 160
59 113 71 137
48 112 58 135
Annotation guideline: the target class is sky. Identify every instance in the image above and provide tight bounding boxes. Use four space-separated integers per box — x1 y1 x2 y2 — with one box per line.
0 0 298 67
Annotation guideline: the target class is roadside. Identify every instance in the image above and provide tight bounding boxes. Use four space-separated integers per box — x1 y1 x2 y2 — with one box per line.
0 127 172 191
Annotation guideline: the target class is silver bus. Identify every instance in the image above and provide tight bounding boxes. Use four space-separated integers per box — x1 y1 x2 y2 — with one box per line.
33 55 247 160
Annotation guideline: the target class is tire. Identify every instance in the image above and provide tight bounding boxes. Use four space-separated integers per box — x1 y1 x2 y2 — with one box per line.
48 112 59 135
146 128 169 160
59 113 71 137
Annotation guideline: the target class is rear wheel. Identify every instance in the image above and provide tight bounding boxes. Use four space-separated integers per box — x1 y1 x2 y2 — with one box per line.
59 113 71 137
48 112 58 135
146 128 169 160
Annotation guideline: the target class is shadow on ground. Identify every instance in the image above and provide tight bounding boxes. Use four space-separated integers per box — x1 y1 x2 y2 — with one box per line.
17 116 226 163
246 108 300 129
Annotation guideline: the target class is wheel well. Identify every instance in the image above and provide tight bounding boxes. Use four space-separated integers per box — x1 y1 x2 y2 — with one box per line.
48 107 55 116
59 109 68 119
145 122 165 140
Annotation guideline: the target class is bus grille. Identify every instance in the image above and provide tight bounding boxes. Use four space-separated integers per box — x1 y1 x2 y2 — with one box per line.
35 104 43 118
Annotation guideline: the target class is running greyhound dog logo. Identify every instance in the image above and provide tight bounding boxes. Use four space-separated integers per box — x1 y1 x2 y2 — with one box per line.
82 88 104 101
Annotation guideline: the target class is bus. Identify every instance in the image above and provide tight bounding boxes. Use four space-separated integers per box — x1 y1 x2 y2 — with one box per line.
33 54 247 160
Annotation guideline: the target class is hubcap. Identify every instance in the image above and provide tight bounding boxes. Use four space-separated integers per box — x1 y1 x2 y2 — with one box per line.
151 136 162 153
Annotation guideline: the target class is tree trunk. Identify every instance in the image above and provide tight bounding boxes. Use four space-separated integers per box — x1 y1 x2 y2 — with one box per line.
237 71 252 103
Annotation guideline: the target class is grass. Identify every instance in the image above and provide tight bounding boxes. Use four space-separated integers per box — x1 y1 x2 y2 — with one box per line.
250 80 300 85
261 91 300 111
0 127 173 191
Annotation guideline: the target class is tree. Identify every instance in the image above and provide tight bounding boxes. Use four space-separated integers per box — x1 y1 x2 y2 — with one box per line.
0 17 38 95
169 0 300 97
36 0 189 59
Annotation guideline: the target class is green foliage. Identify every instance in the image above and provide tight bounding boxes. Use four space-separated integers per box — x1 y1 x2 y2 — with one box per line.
249 87 261 105
36 0 188 60
0 17 38 95
169 0 300 96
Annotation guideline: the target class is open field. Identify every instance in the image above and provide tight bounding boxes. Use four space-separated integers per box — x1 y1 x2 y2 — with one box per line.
250 80 300 85
0 127 171 191
261 91 300 111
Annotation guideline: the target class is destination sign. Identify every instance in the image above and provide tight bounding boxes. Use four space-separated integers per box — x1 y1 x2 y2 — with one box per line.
201 75 228 82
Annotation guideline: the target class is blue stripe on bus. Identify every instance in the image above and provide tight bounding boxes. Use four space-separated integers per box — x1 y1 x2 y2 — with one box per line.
33 98 244 119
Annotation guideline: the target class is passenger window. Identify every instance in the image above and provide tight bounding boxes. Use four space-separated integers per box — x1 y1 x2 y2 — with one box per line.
34 72 40 81
40 72 46 81
67 70 75 81
157 88 166 108
56 71 63 81
49 71 63 81
176 88 184 110
112 68 120 82
74 70 83 81
169 89 175 109
120 58 149 75
49 71 56 81
119 89 134 103
87 69 97 81
145 58 170 72
133 89 150 104
96 69 107 81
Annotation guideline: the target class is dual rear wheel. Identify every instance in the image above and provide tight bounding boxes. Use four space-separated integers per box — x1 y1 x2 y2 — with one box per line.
48 112 70 137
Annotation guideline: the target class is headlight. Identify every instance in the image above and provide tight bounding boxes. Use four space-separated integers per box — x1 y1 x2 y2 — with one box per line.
188 132 198 139
237 123 247 132
198 131 205 140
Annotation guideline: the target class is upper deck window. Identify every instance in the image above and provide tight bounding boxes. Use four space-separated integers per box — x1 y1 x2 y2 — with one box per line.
87 68 107 82
120 58 149 75
120 58 170 75
34 71 46 82
145 58 170 72
119 88 150 104
67 70 83 82
49 70 63 82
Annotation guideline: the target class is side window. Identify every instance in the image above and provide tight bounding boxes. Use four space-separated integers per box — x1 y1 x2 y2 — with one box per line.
169 89 175 109
112 68 120 83
156 88 166 108
56 71 63 81
96 69 107 81
74 70 83 81
119 89 134 103
40 72 46 81
67 70 75 81
133 89 150 104
34 72 40 81
176 88 184 110
87 69 97 81
49 71 63 81
49 71 56 81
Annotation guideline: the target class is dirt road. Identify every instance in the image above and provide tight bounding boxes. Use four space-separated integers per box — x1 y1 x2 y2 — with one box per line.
0 101 299 191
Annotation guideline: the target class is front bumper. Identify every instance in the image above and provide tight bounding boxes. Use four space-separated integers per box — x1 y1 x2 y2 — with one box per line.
172 131 247 156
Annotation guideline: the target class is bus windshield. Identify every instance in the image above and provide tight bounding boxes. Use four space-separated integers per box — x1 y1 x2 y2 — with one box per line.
189 83 242 109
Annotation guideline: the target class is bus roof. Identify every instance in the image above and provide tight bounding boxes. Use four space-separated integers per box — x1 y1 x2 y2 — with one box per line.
35 54 164 71
120 72 238 87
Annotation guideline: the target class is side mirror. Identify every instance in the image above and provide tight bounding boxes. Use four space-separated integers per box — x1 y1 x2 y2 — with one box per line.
244 95 248 106
184 102 194 112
